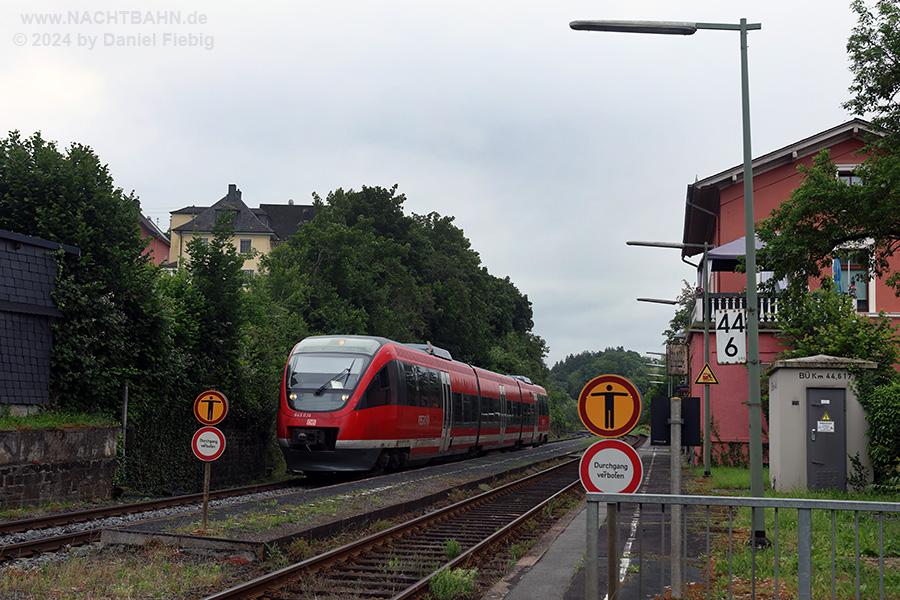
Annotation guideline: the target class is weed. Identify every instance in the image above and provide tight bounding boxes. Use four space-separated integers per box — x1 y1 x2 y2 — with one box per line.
286 537 312 561
264 543 290 570
443 538 462 561
430 567 477 600
369 519 394 533
847 451 870 492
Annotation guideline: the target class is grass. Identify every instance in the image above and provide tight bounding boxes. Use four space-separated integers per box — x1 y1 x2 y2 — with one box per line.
170 496 344 536
686 465 900 599
0 410 117 430
0 543 239 599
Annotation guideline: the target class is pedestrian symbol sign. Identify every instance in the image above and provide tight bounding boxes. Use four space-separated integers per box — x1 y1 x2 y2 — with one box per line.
193 390 229 426
577 374 642 438
695 363 719 385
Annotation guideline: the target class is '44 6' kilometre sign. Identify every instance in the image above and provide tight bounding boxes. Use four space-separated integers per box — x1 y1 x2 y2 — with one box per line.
715 308 747 365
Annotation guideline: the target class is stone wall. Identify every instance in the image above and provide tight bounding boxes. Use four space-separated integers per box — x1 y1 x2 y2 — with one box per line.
0 426 118 508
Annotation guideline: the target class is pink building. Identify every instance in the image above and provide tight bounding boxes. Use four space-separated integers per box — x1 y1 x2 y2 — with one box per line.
139 214 170 266
679 119 900 461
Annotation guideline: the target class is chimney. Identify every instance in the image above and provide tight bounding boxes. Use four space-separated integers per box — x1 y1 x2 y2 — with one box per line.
227 184 241 201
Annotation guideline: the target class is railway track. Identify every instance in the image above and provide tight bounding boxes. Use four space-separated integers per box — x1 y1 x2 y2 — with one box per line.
0 479 302 562
204 458 582 600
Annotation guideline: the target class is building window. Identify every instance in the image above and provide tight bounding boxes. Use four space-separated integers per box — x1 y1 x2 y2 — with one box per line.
239 239 252 254
837 166 862 186
242 269 255 279
833 255 869 312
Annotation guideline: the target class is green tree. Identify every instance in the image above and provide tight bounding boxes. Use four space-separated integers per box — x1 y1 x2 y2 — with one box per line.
0 131 164 416
180 212 249 395
757 1 900 295
259 184 547 380
845 0 900 139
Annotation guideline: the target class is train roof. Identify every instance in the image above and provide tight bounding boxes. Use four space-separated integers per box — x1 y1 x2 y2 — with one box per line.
296 334 545 391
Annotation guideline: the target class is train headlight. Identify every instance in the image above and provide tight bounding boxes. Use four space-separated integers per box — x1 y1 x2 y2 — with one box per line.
289 392 298 401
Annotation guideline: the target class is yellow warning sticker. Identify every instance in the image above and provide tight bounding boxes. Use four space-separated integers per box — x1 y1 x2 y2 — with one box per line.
695 363 719 385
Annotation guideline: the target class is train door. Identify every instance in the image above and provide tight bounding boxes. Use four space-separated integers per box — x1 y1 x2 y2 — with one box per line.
499 385 507 445
524 390 536 444
439 371 452 452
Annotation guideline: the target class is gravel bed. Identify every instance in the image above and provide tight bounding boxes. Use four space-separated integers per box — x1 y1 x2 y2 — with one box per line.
1 438 587 573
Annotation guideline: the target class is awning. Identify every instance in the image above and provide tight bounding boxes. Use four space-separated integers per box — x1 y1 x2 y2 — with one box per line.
704 236 764 272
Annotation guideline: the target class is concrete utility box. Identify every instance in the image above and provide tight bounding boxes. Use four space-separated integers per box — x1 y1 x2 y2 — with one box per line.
768 355 875 493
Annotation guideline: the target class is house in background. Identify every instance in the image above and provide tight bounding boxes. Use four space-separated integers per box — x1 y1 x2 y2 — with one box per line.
169 184 315 275
139 214 170 266
678 119 900 460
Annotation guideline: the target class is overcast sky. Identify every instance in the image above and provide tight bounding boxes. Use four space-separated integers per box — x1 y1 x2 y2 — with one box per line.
1 1 860 367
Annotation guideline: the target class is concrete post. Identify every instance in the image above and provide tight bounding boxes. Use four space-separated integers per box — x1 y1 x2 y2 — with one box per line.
671 396 683 598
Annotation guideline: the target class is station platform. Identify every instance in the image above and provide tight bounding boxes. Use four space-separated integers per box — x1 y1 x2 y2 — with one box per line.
483 444 704 600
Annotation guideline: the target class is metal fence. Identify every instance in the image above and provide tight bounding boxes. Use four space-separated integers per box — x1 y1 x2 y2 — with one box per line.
586 492 900 600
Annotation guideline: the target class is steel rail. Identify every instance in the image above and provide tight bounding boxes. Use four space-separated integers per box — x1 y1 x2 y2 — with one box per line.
203 457 581 600
391 477 583 600
0 480 304 562
0 479 302 535
0 529 102 561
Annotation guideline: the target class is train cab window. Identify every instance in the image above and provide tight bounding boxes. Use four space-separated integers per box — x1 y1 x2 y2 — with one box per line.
285 354 368 412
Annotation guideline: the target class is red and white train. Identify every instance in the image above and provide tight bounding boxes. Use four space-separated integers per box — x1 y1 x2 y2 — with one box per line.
277 335 550 473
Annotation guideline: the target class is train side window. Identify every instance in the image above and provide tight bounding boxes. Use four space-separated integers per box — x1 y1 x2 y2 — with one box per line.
403 362 419 407
452 392 463 427
426 368 440 408
363 365 391 408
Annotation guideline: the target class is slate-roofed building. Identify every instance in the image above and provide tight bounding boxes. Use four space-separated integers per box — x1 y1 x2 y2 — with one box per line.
0 229 79 413
169 184 315 275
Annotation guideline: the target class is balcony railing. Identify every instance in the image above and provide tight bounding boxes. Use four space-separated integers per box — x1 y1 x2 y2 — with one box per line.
690 292 780 328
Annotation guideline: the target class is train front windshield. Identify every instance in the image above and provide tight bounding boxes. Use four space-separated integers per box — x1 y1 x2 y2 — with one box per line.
285 337 382 412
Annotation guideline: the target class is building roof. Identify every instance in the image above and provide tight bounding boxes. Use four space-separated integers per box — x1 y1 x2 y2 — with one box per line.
172 184 275 237
256 203 315 241
139 214 169 243
682 119 878 258
171 186 314 241
0 228 80 255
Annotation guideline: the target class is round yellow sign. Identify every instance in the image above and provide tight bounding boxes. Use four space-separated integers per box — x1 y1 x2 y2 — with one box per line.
193 390 229 426
577 374 642 438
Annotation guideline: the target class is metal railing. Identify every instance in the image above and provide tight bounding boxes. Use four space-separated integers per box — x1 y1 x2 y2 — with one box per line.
586 492 900 600
689 293 780 328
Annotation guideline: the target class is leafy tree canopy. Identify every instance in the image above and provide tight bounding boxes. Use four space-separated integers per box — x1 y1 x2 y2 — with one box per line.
257 184 548 381
0 131 164 415
757 0 900 297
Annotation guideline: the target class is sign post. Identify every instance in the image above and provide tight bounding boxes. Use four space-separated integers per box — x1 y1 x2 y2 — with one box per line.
577 374 643 600
192 390 228 533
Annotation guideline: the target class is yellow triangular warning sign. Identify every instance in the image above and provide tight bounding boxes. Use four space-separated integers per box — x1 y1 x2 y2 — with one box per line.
695 363 719 385
822 412 831 421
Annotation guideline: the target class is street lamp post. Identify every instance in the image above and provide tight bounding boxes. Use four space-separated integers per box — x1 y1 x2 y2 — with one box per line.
577 18 766 544
629 240 714 478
